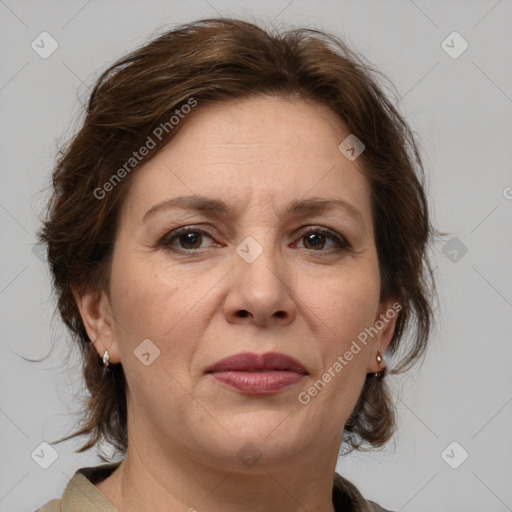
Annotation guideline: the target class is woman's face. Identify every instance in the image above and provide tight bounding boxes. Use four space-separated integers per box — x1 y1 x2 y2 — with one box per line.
86 96 396 471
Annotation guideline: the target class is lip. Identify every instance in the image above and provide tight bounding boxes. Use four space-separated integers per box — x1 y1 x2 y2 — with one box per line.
205 351 308 374
205 351 308 396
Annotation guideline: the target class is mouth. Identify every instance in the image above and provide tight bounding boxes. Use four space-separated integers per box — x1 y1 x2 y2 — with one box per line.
205 351 308 395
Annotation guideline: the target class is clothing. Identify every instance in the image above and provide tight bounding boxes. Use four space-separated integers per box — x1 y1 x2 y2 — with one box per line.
36 461 393 512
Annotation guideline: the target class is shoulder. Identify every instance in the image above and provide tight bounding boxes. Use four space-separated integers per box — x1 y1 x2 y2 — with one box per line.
333 472 395 512
34 462 121 512
35 498 61 511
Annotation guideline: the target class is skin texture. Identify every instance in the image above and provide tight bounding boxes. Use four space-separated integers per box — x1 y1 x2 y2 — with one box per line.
73 95 397 512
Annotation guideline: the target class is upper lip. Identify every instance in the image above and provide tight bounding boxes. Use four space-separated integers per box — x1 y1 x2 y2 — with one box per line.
205 351 308 375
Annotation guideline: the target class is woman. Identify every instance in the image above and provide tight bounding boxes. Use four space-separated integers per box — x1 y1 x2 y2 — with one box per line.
36 17 435 512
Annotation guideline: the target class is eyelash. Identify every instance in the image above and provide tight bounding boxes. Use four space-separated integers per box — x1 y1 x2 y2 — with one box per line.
158 226 351 254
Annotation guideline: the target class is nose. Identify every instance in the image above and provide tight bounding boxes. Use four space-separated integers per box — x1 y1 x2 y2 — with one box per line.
223 239 297 327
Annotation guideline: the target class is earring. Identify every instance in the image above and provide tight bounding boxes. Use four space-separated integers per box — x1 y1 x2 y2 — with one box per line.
374 351 384 379
102 349 110 367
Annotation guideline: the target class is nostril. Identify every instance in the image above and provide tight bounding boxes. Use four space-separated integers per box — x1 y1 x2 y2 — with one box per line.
238 310 249 317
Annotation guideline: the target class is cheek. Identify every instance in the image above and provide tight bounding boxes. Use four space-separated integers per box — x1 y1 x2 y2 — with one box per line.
109 251 220 366
293 270 381 431
108 255 201 410
302 263 381 348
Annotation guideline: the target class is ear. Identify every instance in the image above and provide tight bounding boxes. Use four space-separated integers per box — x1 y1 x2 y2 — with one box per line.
71 284 122 364
366 299 401 373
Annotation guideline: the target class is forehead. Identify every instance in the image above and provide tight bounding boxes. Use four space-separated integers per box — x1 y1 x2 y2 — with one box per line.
120 95 372 227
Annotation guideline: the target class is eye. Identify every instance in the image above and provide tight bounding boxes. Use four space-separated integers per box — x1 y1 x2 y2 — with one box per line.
160 227 217 252
293 227 350 252
159 226 350 254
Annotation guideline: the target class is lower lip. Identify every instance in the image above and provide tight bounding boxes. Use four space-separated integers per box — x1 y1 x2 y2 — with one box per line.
209 370 305 395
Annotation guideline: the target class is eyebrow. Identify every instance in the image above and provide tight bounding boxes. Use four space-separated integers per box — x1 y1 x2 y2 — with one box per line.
142 195 365 228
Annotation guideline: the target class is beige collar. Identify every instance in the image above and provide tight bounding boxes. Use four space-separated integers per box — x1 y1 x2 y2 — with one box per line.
40 461 391 512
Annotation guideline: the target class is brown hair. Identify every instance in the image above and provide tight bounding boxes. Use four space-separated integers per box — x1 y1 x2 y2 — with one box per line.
36 17 437 458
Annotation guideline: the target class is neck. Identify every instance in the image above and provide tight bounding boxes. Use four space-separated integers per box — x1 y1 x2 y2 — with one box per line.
96 431 340 512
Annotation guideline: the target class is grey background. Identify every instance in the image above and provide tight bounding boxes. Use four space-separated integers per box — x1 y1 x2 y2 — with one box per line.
1 1 511 511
